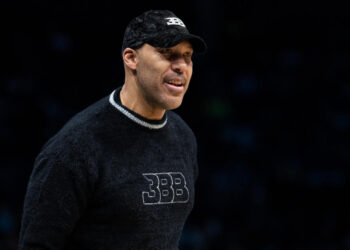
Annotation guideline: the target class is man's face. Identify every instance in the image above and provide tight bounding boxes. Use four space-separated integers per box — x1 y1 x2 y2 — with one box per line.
134 40 193 111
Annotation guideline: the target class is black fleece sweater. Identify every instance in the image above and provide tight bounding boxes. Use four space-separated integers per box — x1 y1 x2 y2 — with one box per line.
19 88 198 250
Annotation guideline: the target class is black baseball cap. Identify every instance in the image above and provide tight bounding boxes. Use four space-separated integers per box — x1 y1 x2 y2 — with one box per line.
122 10 207 54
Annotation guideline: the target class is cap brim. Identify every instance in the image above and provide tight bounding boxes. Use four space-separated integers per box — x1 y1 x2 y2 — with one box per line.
171 34 207 53
148 32 207 53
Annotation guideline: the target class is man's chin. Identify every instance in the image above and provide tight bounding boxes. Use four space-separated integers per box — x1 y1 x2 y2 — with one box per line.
167 101 182 110
163 99 184 111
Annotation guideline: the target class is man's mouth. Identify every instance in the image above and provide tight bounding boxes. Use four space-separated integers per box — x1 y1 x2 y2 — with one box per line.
165 79 184 87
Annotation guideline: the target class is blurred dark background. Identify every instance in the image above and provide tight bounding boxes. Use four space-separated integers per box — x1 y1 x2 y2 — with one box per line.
1 0 350 249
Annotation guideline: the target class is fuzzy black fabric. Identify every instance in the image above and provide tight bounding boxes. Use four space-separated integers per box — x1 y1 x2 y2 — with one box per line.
19 87 198 250
121 9 207 53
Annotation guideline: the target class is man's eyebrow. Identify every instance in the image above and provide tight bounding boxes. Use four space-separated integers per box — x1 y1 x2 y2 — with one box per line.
156 47 172 52
186 47 194 52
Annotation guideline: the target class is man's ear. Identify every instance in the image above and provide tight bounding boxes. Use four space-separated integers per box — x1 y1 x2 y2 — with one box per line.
123 48 137 70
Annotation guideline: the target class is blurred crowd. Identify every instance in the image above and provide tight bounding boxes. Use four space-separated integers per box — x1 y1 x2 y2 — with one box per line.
1 0 349 249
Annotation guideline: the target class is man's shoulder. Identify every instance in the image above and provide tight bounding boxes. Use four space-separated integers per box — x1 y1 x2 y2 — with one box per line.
167 111 196 138
39 95 110 154
167 110 188 126
61 96 108 133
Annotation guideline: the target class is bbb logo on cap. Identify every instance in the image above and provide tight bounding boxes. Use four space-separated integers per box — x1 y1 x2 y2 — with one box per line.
165 17 186 27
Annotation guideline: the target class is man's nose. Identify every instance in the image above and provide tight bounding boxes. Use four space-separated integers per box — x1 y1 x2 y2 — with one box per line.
171 58 187 74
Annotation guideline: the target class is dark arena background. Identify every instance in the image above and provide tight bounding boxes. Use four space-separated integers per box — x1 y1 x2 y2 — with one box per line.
1 0 350 249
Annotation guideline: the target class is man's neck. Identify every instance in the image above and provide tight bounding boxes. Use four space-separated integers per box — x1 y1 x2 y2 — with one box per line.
120 83 166 120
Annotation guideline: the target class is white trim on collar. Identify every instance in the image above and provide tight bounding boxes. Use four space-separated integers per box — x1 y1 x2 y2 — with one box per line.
109 90 167 130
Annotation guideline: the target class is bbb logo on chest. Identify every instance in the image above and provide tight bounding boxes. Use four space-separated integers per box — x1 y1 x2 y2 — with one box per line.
142 172 189 205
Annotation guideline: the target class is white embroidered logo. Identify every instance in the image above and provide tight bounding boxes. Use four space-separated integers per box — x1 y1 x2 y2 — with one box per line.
165 17 186 27
142 172 189 205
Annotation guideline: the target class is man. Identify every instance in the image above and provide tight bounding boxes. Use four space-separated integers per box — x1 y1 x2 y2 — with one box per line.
19 9 206 250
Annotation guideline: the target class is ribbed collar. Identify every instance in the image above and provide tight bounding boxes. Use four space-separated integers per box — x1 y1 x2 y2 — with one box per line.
108 88 168 130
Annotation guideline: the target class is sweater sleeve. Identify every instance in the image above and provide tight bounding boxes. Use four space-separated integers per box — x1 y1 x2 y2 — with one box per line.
18 145 93 250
